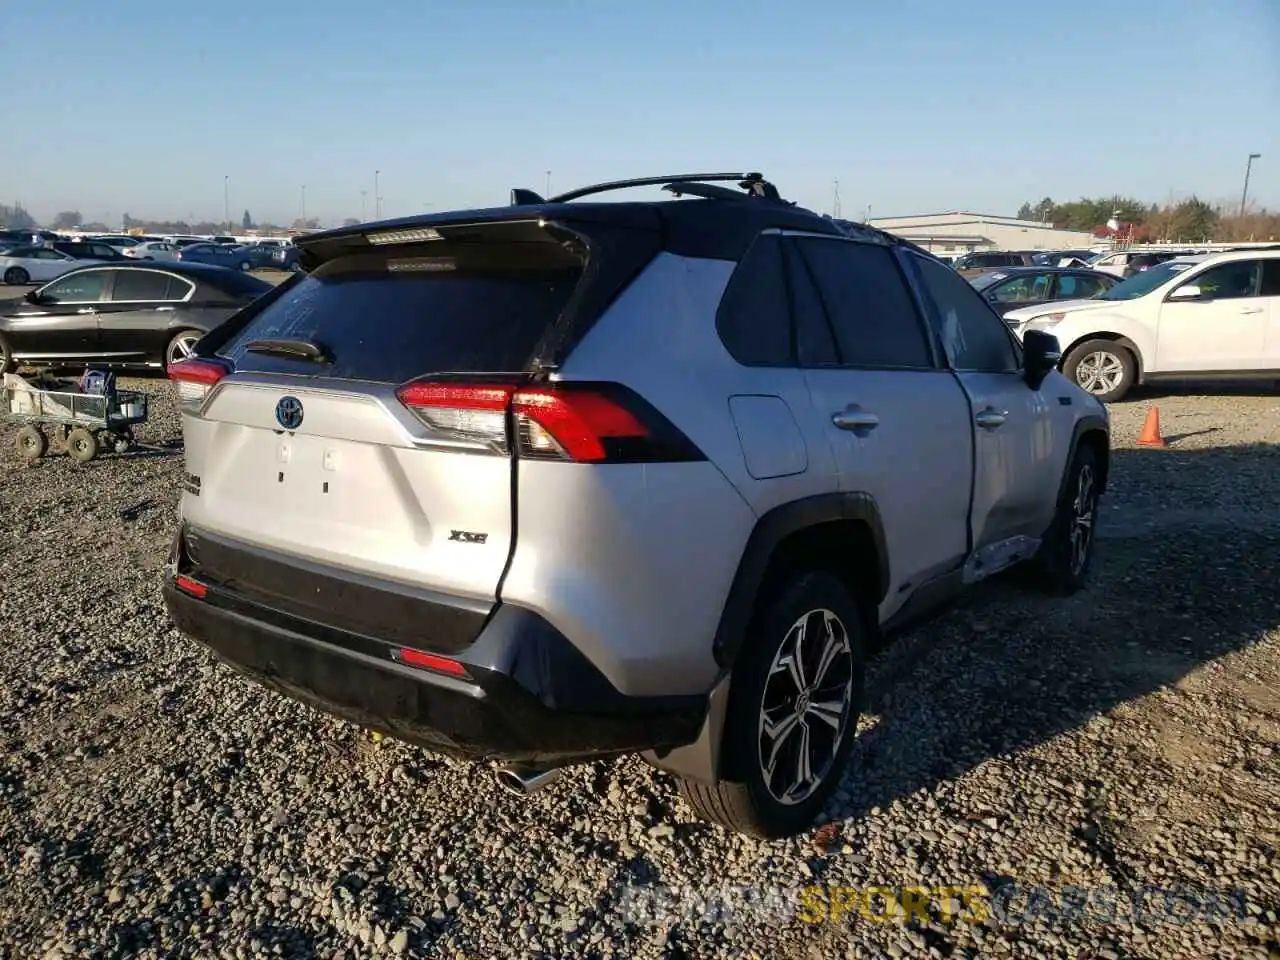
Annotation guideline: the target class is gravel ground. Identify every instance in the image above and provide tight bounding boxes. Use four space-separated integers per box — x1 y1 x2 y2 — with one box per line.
1 380 1278 960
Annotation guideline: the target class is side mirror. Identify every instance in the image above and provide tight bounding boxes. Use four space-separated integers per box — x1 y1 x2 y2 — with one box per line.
1022 329 1061 390
24 290 40 304
1167 284 1202 301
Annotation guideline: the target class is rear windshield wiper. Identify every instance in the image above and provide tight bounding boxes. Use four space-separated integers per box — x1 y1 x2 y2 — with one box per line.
244 338 332 363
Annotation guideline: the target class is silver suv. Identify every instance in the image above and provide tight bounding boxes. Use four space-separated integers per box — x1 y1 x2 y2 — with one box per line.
163 173 1110 838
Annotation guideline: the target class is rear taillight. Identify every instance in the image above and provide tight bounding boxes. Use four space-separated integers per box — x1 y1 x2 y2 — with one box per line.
395 380 704 464
168 358 228 410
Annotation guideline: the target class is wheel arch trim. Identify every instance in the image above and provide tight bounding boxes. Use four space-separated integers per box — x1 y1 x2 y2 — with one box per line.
711 492 889 670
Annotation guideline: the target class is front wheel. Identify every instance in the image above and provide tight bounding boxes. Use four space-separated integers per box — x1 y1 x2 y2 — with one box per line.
678 570 866 838
1062 339 1136 403
4 267 29 285
1028 443 1100 595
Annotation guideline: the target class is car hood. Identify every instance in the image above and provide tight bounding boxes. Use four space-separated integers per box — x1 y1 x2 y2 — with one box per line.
1002 298 1116 322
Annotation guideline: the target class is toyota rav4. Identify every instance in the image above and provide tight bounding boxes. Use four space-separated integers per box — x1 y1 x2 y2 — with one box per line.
163 173 1110 838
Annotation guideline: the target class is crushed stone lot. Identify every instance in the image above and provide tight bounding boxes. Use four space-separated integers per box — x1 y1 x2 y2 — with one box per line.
1 378 1278 960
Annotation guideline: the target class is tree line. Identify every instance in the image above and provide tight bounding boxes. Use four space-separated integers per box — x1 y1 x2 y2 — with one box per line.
1015 195 1279 243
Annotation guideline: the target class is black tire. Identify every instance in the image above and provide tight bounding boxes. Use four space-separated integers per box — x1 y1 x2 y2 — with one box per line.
166 329 203 365
0 332 13 374
1062 339 1136 403
66 427 99 463
16 426 46 460
678 570 867 838
4 267 29 285
1028 443 1101 596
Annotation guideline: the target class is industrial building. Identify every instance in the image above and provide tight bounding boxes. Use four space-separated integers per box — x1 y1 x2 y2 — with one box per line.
866 212 1099 254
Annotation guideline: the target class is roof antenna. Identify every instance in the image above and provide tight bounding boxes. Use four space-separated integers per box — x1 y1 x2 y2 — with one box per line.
511 188 545 206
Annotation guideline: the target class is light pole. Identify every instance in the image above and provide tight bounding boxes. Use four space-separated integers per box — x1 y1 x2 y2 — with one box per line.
223 175 230 234
1240 153 1261 218
360 190 367 221
301 184 307 223
374 170 381 219
545 170 551 197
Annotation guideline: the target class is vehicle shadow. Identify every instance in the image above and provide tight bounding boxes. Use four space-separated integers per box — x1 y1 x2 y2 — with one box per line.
835 441 1280 821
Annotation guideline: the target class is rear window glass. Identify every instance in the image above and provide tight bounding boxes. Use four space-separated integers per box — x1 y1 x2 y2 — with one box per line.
208 271 272 298
219 252 581 382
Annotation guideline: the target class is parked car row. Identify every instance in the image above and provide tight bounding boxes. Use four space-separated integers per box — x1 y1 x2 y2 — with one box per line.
1003 249 1280 402
0 232 301 284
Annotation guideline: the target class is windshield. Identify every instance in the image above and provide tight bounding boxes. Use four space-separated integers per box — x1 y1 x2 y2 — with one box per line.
1098 260 1196 300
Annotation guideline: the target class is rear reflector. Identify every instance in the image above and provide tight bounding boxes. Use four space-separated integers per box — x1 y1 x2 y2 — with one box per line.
395 647 469 677
174 575 207 598
396 380 704 463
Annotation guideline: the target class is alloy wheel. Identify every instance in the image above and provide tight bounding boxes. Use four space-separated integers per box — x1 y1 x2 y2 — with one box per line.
1075 351 1124 395
168 334 200 364
1069 463 1096 576
757 608 855 805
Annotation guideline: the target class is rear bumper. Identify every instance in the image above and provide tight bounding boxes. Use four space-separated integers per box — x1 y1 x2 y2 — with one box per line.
163 530 706 765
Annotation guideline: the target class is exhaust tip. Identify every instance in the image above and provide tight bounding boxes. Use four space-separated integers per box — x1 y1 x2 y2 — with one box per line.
495 765 562 796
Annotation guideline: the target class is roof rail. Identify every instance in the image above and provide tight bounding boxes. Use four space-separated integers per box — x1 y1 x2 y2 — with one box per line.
510 172 785 206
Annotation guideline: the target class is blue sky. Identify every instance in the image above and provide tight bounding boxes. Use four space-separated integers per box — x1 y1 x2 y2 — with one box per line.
2 0 1277 227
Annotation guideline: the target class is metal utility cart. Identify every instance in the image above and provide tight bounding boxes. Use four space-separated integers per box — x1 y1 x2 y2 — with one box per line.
3 374 149 463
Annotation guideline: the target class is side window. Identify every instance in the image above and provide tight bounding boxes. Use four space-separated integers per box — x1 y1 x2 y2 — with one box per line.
715 234 791 366
1261 260 1280 297
781 240 838 366
165 276 195 300
793 238 934 369
39 271 108 303
110 270 173 301
35 249 65 260
1180 260 1262 301
991 273 1051 303
1057 274 1107 299
910 254 1020 373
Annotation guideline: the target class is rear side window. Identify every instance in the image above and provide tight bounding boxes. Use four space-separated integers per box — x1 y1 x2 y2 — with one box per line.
220 251 582 382
110 270 172 301
716 234 791 366
1262 260 1280 297
792 238 934 369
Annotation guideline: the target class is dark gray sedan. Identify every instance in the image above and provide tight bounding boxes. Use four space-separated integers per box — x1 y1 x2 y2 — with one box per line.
969 266 1120 317
0 261 272 372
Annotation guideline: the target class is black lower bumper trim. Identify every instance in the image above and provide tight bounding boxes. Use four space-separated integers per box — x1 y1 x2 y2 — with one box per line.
163 580 706 766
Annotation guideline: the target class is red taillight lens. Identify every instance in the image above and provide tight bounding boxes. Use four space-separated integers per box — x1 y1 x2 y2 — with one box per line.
168 358 227 408
396 380 704 464
395 647 469 678
512 388 647 462
174 575 207 598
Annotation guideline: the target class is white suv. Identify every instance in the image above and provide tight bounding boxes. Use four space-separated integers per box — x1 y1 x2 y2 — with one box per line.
1003 249 1280 402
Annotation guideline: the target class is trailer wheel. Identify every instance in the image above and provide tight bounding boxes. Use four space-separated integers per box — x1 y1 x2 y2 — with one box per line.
66 427 99 463
16 426 47 460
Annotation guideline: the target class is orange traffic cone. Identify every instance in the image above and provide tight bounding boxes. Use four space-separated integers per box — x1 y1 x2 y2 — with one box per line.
1137 407 1167 448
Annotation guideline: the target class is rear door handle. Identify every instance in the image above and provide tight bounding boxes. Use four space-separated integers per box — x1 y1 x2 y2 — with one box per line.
76 308 96 315
975 408 1007 430
832 407 880 432
1240 306 1264 315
